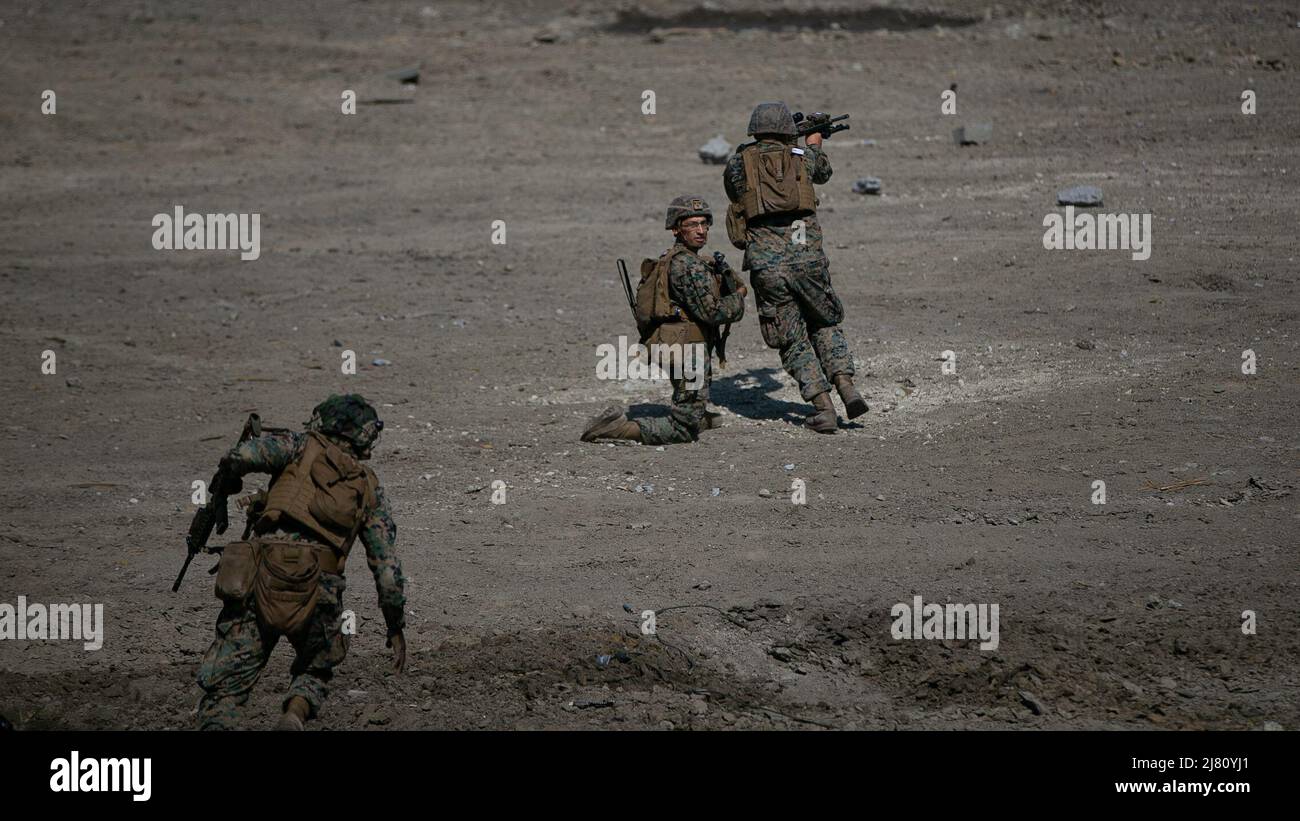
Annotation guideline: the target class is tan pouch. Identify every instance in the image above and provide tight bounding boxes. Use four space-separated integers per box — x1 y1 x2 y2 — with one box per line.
739 143 816 219
253 540 322 636
214 541 259 602
725 202 748 250
647 319 708 349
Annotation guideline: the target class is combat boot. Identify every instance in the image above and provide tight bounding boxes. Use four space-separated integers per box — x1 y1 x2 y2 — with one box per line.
275 696 310 731
833 374 869 419
805 392 838 434
580 406 642 442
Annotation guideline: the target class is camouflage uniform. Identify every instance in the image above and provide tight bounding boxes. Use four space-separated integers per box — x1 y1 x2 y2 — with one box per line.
724 141 856 401
196 430 406 730
636 244 745 445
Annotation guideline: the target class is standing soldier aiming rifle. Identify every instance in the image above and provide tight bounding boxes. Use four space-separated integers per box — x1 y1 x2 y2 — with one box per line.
184 394 407 730
723 101 867 434
583 196 746 445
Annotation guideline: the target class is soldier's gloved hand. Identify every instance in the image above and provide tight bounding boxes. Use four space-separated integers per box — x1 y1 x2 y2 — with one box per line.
386 630 406 674
215 459 244 495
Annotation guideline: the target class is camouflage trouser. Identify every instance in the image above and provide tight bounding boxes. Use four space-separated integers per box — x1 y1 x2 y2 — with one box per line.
636 351 712 445
751 261 854 401
196 572 349 730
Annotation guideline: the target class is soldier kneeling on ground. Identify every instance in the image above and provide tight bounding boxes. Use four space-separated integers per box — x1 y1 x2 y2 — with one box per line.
582 196 746 445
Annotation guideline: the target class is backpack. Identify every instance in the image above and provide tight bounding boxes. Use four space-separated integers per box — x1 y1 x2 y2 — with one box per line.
738 142 817 220
634 246 688 342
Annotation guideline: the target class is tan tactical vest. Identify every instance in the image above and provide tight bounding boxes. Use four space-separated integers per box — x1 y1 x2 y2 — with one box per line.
737 141 817 220
639 246 713 348
257 432 378 552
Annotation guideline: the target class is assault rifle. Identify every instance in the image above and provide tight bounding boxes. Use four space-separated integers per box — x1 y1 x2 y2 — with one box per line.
792 111 850 140
736 111 850 152
617 258 637 324
711 252 738 369
172 413 263 592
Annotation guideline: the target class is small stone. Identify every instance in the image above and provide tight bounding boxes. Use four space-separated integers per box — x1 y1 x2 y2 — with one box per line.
1056 185 1104 207
694 581 712 591
852 176 882 195
1075 339 1095 350
65 377 82 388
698 134 731 165
1019 690 1048 715
710 487 721 497
769 646 794 662
1263 720 1284 731
387 67 420 85
783 464 795 471
372 358 392 366
953 123 993 145
758 488 772 498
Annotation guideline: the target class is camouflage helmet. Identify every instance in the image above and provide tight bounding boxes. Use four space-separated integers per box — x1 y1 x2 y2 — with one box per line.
665 195 712 230
306 393 383 457
747 101 797 137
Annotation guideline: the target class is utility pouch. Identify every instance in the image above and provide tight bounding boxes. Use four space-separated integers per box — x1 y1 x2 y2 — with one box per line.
725 202 748 250
790 262 844 326
253 539 322 636
214 541 259 603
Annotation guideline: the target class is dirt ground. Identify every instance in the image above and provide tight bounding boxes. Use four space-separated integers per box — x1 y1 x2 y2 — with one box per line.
0 0 1296 730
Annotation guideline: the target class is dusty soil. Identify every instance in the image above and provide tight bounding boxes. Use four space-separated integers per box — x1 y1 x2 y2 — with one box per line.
0 0 1296 730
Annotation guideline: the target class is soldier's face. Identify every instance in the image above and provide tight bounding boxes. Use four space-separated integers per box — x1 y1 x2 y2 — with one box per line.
674 217 710 250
